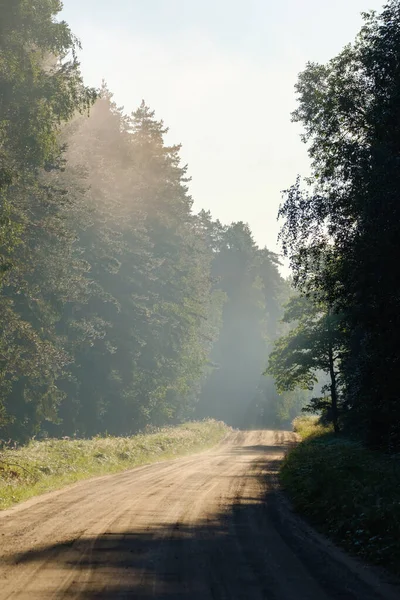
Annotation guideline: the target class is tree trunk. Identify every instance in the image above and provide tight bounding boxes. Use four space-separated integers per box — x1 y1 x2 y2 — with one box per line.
327 337 339 434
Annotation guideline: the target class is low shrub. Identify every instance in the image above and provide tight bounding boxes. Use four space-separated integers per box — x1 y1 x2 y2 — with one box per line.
281 421 400 573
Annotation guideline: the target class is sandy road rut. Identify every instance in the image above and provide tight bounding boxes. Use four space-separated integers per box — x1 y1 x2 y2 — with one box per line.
0 430 399 600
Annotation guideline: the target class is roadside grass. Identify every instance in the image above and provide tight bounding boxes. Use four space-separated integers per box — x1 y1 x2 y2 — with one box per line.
292 415 333 439
281 415 400 574
0 420 230 511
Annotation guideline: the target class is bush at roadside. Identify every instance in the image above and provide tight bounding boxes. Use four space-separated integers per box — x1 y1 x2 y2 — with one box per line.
281 416 400 574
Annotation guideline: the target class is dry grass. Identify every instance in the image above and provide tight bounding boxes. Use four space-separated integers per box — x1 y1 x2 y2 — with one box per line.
292 415 333 439
0 420 230 510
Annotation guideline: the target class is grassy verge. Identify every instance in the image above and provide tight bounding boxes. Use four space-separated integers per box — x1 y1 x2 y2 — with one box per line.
281 415 400 574
0 420 230 511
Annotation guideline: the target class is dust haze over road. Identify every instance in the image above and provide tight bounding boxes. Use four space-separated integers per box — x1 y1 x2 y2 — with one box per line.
0 430 398 600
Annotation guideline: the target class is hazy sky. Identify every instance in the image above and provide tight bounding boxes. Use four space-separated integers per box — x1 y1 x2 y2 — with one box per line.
61 0 385 261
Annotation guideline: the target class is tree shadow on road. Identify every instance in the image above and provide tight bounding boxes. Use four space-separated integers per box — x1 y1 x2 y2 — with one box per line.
3 444 391 600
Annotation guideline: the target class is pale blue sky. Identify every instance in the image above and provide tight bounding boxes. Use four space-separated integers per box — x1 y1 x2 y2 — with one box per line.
61 0 385 261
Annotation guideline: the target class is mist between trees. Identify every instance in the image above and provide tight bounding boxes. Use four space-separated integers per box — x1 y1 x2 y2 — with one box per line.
3 0 400 452
0 2 307 442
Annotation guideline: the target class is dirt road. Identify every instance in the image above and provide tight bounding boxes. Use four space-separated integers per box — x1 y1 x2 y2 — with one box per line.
0 430 398 599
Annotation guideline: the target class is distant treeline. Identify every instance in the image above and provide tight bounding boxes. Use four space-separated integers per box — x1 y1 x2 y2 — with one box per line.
0 2 296 441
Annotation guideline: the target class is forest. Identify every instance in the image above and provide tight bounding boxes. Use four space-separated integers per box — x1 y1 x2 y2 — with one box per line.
2 0 400 457
0 1 300 442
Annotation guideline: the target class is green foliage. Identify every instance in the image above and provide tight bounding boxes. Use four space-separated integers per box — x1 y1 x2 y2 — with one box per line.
267 294 343 430
273 2 400 572
0 1 95 172
0 2 291 440
281 425 400 574
0 420 229 509
0 0 96 434
50 92 226 436
278 0 400 449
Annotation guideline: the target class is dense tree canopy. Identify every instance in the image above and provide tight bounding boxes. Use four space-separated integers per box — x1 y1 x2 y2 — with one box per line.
0 0 96 438
0 2 288 440
277 0 400 450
